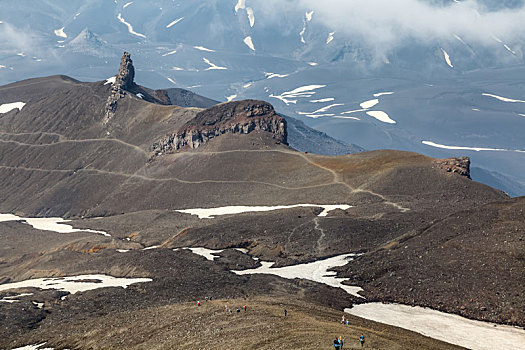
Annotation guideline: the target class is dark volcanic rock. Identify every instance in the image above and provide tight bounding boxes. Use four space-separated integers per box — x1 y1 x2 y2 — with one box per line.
153 100 287 152
104 52 136 123
433 157 471 178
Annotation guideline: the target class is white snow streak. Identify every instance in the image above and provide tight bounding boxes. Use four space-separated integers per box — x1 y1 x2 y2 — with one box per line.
360 99 379 109
366 111 396 124
162 50 177 56
166 77 176 84
202 57 227 70
422 141 525 153
117 13 146 38
166 17 184 28
176 204 351 219
326 31 335 44
194 46 215 52
482 93 525 103
123 2 133 9
246 7 255 27
243 36 255 51
310 98 335 103
373 92 394 97
270 85 326 105
441 48 453 68
0 102 26 114
265 72 289 79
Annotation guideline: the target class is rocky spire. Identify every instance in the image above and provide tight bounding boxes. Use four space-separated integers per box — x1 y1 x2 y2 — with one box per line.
104 52 135 124
115 51 135 90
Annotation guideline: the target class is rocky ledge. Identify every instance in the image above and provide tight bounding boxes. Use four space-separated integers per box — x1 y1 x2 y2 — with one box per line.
153 100 287 152
433 157 471 178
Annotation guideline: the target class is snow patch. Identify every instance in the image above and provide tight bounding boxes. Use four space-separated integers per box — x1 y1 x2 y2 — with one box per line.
373 92 394 97
326 32 335 44
233 253 363 298
360 99 379 109
194 46 215 52
243 36 255 51
305 11 314 22
298 103 344 116
104 76 116 85
346 303 525 350
117 13 146 39
0 214 110 236
366 111 396 124
166 77 177 84
176 204 351 219
310 98 335 103
270 85 326 105
226 94 237 102
162 50 177 56
0 102 26 114
136 93 144 99
235 0 246 12
422 141 525 153
482 93 525 103
264 72 289 79
12 343 53 350
170 66 184 71
246 7 255 27
202 57 227 70
308 62 318 66
0 275 152 295
53 27 67 38
176 247 224 261
166 17 183 28
123 2 133 9
441 48 453 68
0 293 34 303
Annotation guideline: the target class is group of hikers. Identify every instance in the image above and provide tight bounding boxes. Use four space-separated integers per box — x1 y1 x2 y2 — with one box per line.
333 335 365 348
335 316 366 348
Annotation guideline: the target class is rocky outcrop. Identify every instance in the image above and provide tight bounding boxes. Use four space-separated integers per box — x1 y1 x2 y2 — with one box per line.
433 157 471 178
104 52 136 124
153 100 287 152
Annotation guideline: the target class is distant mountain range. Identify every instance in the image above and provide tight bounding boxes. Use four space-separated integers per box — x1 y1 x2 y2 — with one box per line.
1 0 524 195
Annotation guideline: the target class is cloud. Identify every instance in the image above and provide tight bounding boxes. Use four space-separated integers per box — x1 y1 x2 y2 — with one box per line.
256 0 525 54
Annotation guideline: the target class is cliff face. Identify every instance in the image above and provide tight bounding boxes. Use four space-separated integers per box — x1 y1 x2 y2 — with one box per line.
104 52 135 123
433 157 471 178
153 100 287 152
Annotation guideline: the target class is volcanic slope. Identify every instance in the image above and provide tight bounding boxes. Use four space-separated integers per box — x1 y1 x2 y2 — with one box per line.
0 53 522 349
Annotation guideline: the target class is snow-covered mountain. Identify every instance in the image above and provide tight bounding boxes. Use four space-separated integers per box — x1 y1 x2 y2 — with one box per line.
1 0 524 195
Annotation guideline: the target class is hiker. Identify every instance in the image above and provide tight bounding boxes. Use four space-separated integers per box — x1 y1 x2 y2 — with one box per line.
333 338 341 349
284 309 287 317
339 336 344 349
197 300 200 307
236 308 240 313
225 304 228 312
359 334 365 348
243 305 247 311
341 315 345 324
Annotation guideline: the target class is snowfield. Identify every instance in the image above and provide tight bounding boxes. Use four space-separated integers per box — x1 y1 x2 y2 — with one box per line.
243 36 255 51
482 93 525 103
0 275 152 295
53 27 67 38
0 214 110 236
233 253 363 297
0 102 26 113
366 111 396 124
346 303 525 350
175 204 351 219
